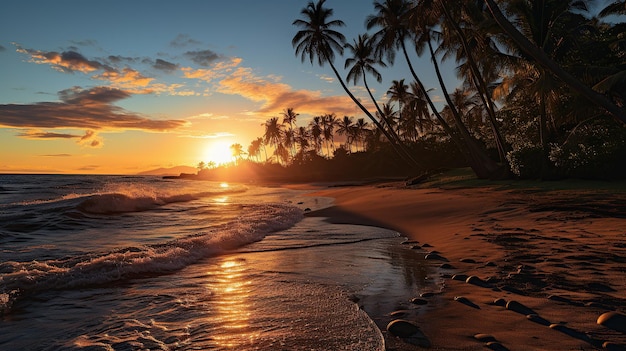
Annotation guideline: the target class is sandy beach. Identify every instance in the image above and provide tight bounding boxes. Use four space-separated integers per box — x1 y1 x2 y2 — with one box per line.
303 181 626 350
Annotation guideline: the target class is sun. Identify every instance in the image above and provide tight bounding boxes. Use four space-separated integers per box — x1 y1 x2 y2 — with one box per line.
204 140 234 165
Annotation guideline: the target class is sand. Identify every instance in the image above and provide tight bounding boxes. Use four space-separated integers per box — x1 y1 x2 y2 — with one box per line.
303 182 626 350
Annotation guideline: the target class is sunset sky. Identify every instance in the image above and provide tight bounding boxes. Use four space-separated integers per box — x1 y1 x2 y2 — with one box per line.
0 0 453 174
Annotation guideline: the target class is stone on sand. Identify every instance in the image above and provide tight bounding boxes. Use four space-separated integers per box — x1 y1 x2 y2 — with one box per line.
597 312 626 333
387 319 421 337
474 333 497 342
505 300 535 315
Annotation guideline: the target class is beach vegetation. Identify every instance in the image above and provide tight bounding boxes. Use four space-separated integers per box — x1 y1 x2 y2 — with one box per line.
194 0 625 182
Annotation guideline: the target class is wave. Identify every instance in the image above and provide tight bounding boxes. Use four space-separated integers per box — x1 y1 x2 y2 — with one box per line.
0 203 303 315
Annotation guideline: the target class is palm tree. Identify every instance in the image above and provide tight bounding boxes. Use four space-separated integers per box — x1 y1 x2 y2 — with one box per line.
367 0 502 178
293 0 420 169
230 143 245 164
353 117 370 151
321 113 338 157
247 137 263 162
308 116 324 156
263 117 284 164
281 108 299 158
295 126 311 155
387 79 409 133
336 115 355 152
483 0 626 124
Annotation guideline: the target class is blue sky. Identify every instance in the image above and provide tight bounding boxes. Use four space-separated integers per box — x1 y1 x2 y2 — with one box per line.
0 0 455 173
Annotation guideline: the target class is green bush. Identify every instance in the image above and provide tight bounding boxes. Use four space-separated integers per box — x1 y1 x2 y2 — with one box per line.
506 145 544 179
549 118 626 179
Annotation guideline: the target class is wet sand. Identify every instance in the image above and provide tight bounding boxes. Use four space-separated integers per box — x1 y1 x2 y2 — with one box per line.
303 182 626 350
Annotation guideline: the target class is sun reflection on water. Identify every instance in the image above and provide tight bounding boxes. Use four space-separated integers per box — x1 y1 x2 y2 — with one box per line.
206 258 258 348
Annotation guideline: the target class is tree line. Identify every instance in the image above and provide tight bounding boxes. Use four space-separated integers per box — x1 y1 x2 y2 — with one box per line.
202 0 626 180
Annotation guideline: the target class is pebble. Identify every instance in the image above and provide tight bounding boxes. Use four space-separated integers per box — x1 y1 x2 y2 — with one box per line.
506 300 535 315
486 341 510 351
603 341 626 351
387 319 421 337
452 274 469 281
390 310 408 317
493 298 507 307
454 296 480 309
410 298 428 305
466 275 490 287
485 261 497 267
420 292 435 298
474 333 497 342
460 258 477 263
421 243 432 248
410 245 421 250
425 253 448 261
597 311 626 333
439 263 454 269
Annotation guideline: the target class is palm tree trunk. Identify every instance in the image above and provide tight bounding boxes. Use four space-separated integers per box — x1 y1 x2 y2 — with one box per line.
401 39 501 178
362 72 421 166
324 51 422 169
484 0 626 125
438 1 509 163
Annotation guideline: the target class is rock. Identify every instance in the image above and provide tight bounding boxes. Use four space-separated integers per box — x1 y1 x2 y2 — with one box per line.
493 298 507 307
440 263 454 269
486 341 510 351
421 243 432 248
454 296 480 309
425 253 448 261
603 341 626 351
452 274 469 281
304 208 311 212
387 319 421 337
506 300 535 315
549 324 589 341
474 333 497 342
410 298 428 305
410 245 421 250
526 314 551 326
390 310 409 317
597 312 626 333
466 275 490 287
460 258 477 263
485 261 497 267
420 292 435 298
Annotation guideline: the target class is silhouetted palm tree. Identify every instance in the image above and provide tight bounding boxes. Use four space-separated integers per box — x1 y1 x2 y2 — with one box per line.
293 0 420 168
230 143 245 164
263 117 284 164
483 0 626 124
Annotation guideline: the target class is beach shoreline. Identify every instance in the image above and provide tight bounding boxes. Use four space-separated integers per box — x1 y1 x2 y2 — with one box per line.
302 181 626 350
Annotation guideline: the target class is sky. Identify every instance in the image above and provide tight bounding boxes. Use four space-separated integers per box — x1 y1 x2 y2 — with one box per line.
0 0 454 174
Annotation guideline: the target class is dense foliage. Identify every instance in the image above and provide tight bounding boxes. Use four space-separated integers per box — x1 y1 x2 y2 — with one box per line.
200 0 626 181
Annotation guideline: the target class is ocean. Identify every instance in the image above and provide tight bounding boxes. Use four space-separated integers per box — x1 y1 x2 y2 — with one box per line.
0 175 431 350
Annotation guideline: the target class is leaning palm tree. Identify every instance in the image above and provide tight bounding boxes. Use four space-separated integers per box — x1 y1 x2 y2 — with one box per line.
483 0 626 124
367 0 501 178
292 0 420 168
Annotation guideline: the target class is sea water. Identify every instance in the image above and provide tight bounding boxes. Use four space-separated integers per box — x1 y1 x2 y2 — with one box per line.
0 175 430 350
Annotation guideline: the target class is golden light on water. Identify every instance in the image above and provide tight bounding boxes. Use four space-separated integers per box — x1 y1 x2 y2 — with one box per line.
207 258 259 347
220 182 229 188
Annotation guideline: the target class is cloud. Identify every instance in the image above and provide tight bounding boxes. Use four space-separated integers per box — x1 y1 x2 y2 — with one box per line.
217 67 360 116
17 131 79 139
170 34 202 48
0 86 188 132
153 58 178 73
16 129 104 148
182 132 235 139
16 45 112 73
94 68 153 89
0 45 6 52
40 154 72 157
184 49 222 66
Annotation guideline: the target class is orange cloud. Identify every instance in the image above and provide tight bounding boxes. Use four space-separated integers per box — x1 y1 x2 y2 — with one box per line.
217 67 362 116
94 68 153 88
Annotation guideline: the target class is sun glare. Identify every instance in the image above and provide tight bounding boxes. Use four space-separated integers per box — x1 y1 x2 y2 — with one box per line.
204 141 234 165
